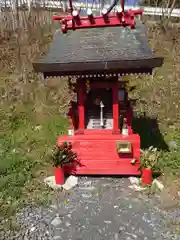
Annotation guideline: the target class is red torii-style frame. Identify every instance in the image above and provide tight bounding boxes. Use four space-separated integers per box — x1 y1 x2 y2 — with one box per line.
52 0 143 33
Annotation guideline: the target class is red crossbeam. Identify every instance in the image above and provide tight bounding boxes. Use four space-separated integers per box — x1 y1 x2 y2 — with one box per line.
53 9 143 33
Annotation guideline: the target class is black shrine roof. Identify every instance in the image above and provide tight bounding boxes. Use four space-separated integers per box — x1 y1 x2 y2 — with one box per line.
33 23 163 77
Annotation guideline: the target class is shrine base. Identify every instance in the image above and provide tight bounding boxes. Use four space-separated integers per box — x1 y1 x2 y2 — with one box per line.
58 130 141 176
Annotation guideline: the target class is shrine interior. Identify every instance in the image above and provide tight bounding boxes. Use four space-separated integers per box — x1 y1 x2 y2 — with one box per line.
85 87 113 129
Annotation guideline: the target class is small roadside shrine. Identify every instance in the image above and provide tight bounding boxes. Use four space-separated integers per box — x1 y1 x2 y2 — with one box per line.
33 0 163 176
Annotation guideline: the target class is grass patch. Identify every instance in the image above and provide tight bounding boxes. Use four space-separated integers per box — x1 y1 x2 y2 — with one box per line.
0 101 67 220
0 14 180 226
0 18 71 223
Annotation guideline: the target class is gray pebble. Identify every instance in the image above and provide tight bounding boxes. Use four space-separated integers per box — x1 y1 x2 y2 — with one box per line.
81 193 92 198
65 222 71 227
8 177 180 240
51 217 62 227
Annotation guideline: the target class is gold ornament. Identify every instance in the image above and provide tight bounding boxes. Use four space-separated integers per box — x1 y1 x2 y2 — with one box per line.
86 79 91 91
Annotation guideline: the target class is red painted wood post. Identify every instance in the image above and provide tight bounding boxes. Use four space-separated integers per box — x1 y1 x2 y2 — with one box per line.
112 83 120 134
77 78 85 134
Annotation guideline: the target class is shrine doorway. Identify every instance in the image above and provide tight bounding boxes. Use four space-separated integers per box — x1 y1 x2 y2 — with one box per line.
85 88 113 129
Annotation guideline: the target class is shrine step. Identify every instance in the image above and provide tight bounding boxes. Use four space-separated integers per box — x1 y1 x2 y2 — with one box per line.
63 161 140 175
87 113 113 118
87 112 112 119
73 148 117 160
58 132 140 176
86 118 113 129
72 141 137 162
86 110 113 129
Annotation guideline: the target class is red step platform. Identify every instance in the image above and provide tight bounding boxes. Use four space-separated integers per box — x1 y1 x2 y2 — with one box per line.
58 130 140 175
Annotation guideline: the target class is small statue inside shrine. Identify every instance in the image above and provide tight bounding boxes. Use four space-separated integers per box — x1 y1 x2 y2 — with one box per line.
94 96 101 106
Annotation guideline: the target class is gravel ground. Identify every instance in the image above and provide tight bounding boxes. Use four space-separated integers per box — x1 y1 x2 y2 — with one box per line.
1 177 180 240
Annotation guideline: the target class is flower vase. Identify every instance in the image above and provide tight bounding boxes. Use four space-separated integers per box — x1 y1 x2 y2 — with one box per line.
54 167 65 185
142 168 152 185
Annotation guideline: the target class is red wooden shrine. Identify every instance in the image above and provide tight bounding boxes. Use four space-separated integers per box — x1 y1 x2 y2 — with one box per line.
62 77 141 175
33 0 163 175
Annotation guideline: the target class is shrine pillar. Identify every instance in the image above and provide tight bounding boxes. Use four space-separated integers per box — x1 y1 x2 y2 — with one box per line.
77 78 85 134
112 83 120 134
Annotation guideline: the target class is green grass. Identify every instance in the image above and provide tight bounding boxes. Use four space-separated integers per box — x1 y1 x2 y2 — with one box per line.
0 101 67 219
0 20 180 227
132 115 180 176
0 22 71 223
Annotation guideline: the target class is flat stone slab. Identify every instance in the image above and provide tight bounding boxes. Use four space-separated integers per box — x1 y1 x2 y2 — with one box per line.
3 177 180 240
44 175 78 191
